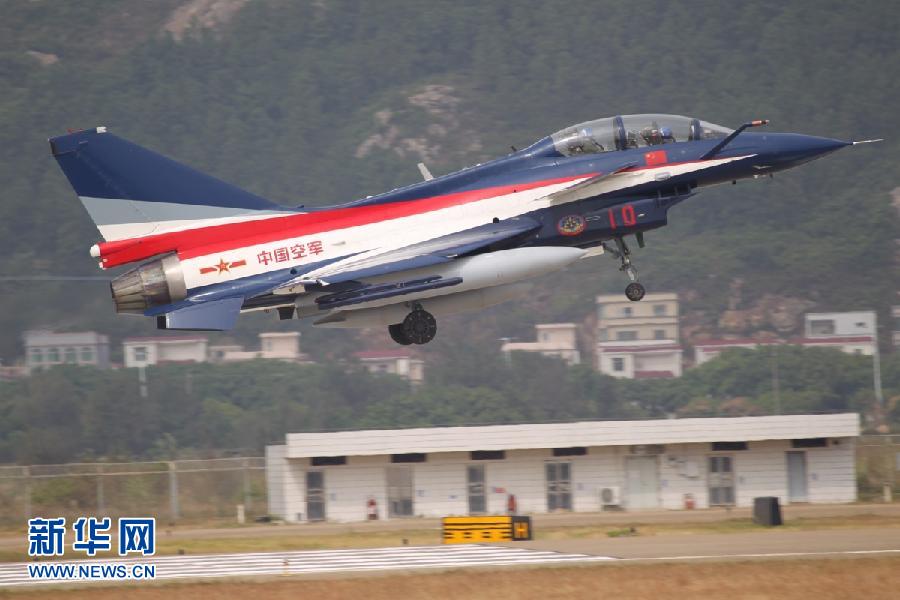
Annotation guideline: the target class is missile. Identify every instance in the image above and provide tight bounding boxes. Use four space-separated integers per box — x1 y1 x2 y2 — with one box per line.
310 246 587 327
313 282 533 328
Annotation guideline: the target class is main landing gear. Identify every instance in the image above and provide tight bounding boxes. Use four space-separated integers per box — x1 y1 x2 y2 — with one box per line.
388 303 437 345
602 235 646 302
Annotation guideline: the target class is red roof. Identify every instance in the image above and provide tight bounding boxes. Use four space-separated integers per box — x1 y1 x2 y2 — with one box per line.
354 350 412 360
694 338 782 348
124 336 208 343
790 336 874 344
634 370 675 379
598 344 681 353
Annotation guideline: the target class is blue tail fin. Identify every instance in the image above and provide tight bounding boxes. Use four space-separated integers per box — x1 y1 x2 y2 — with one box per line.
49 127 289 240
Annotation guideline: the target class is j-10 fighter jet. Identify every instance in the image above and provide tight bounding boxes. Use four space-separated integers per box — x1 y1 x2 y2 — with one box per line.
50 114 875 345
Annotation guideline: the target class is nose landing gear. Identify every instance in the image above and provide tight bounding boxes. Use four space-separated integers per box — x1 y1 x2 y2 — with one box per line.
603 236 646 302
388 303 437 345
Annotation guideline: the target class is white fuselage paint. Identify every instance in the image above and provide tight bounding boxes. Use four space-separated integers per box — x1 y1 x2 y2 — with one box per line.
104 155 753 313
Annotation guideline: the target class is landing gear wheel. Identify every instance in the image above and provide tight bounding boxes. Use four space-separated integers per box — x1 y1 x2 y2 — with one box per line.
389 323 413 345
402 309 437 345
625 282 646 302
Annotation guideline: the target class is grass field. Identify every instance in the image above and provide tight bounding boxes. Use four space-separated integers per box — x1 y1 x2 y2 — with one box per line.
2 513 898 563
5 556 899 599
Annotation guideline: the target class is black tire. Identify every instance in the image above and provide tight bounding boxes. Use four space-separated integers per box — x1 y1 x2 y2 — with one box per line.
389 323 413 345
625 282 645 302
402 309 437 344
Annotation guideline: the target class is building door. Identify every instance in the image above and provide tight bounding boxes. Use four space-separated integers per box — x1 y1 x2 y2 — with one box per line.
467 465 486 515
305 471 326 521
786 451 808 502
708 456 735 505
625 456 659 509
546 462 572 511
387 466 414 517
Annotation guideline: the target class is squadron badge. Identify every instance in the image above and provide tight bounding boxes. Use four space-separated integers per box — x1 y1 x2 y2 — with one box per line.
557 214 586 236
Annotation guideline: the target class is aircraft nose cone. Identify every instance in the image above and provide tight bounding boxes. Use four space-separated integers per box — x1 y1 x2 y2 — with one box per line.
768 133 851 168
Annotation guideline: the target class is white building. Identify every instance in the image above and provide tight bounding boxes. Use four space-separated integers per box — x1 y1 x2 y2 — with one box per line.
123 336 208 368
501 323 581 366
695 338 782 366
354 350 425 384
596 293 682 378
23 330 110 372
597 340 684 379
891 306 899 348
266 413 859 523
210 332 305 363
798 311 876 355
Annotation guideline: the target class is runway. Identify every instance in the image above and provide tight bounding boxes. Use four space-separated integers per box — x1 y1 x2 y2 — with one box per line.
0 544 614 587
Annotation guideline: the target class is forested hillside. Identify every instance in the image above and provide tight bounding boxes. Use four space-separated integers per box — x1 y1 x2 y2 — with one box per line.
0 0 898 363
2 347 897 463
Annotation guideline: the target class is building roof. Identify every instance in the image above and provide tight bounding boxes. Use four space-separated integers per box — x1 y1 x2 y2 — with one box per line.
634 370 675 379
354 350 412 360
790 336 874 344
123 336 208 343
695 338 782 348
24 330 108 346
283 413 859 458
597 344 682 353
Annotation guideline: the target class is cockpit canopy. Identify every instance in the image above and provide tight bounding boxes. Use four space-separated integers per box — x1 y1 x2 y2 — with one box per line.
550 114 732 157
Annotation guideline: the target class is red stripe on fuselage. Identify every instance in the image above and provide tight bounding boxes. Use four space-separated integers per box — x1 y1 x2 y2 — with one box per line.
97 173 592 268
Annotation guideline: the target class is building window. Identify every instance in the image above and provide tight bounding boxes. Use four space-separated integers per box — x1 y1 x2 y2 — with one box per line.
391 453 426 463
552 447 587 457
29 348 43 364
791 438 828 448
47 348 60 363
80 347 94 362
654 329 666 340
612 357 625 372
622 306 633 317
311 456 347 466
64 347 78 363
653 304 666 316
711 441 748 451
132 346 148 362
471 450 505 460
809 319 835 335
616 330 637 341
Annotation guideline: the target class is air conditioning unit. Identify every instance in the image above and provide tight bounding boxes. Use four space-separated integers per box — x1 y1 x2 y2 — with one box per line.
600 486 622 508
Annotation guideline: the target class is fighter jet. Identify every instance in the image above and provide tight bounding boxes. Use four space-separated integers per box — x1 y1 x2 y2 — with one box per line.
49 114 876 345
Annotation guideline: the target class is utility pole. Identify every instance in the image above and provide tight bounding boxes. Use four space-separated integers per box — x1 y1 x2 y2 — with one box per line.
771 344 781 415
872 311 884 411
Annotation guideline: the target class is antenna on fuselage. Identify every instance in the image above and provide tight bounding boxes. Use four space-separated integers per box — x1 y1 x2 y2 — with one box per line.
417 162 434 181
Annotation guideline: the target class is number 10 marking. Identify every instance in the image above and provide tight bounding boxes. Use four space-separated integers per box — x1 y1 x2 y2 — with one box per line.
608 204 637 229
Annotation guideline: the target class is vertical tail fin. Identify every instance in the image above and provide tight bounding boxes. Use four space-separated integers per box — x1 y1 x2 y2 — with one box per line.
50 127 291 241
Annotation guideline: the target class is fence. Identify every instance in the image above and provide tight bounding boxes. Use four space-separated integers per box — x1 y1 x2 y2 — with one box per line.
0 437 897 526
857 434 900 501
0 457 265 526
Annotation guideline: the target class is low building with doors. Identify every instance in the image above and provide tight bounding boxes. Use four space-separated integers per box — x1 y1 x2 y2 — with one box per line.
23 330 110 372
501 323 581 366
265 413 858 523
122 336 208 368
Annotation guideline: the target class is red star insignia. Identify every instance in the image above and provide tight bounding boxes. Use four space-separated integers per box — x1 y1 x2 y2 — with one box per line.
216 258 230 273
